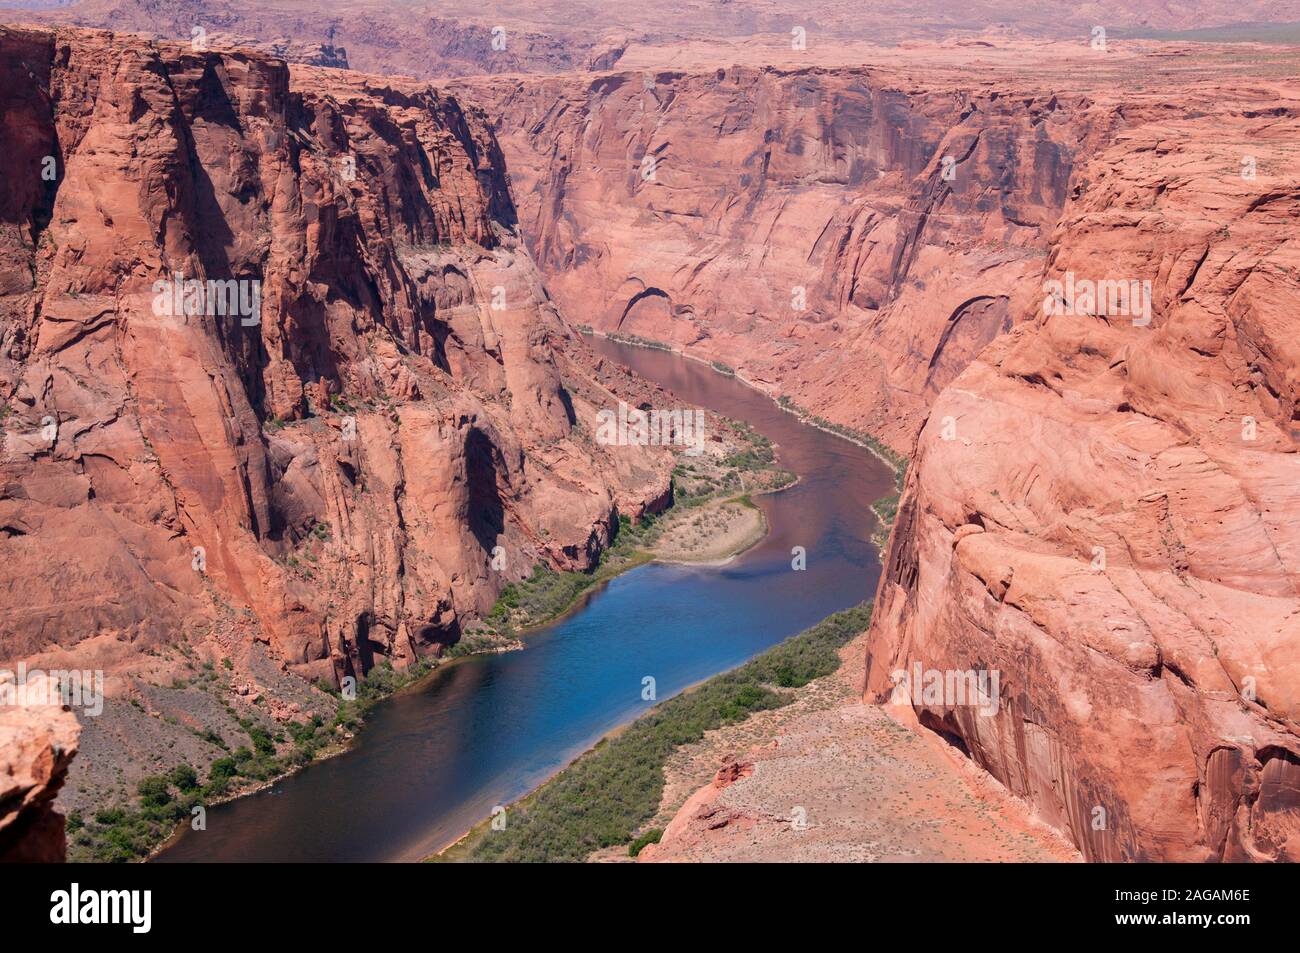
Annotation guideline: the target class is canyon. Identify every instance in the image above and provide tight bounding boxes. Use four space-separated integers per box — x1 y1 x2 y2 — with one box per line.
0 23 672 847
1 4 1299 865
451 39 1300 862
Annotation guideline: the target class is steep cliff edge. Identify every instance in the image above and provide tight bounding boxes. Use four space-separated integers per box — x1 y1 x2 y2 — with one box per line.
865 82 1300 861
0 674 80 862
0 25 671 820
455 59 1082 450
457 40 1300 862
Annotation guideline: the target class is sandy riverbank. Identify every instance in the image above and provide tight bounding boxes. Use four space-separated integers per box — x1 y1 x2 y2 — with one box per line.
651 496 767 565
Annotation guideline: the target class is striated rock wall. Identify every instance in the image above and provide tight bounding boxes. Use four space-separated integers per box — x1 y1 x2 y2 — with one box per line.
865 83 1300 861
454 60 1108 449
0 24 670 693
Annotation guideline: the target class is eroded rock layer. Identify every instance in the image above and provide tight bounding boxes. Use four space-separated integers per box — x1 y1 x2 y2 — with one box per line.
0 25 669 693
866 84 1300 862
0 673 80 862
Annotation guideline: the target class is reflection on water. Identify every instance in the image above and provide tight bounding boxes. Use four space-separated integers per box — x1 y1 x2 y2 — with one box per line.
156 338 892 862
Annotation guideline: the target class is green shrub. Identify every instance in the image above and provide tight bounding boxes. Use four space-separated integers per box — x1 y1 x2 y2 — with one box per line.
136 776 173 810
465 603 871 863
628 828 663 857
167 764 199 792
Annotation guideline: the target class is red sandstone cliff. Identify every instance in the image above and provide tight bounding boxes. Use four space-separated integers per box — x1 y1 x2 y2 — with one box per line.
456 57 1093 448
0 673 80 862
457 42 1300 456
865 79 1300 861
0 25 671 820
460 40 1300 862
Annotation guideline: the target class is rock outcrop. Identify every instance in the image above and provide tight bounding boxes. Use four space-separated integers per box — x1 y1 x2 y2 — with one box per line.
0 673 80 862
865 77 1300 861
0 24 669 772
461 38 1300 862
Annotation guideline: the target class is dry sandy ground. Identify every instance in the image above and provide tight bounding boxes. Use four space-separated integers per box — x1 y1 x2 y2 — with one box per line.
627 631 1080 863
652 498 766 564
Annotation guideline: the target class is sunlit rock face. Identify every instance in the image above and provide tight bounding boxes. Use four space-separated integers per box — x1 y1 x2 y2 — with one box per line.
0 25 670 691
866 83 1300 861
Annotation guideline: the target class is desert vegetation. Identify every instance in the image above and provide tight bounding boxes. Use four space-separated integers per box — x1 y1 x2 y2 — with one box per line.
445 603 872 862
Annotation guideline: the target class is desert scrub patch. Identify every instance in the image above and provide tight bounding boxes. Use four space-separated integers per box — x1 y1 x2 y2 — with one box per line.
460 602 872 863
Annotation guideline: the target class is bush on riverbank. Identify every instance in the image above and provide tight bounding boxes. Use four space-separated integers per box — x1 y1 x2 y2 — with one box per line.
775 396 908 479
605 331 673 351
477 514 661 637
68 742 281 863
461 602 873 863
66 664 429 862
628 828 663 857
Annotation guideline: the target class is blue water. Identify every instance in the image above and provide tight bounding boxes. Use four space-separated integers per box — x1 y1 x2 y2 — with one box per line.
155 339 890 862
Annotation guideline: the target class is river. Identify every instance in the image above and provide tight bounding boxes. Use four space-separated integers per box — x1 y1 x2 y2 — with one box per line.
155 337 892 862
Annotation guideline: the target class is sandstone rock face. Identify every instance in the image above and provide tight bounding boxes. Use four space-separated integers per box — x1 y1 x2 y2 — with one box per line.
0 673 80 862
457 59 1112 448
0 25 670 692
457 38 1300 862
866 82 1300 861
